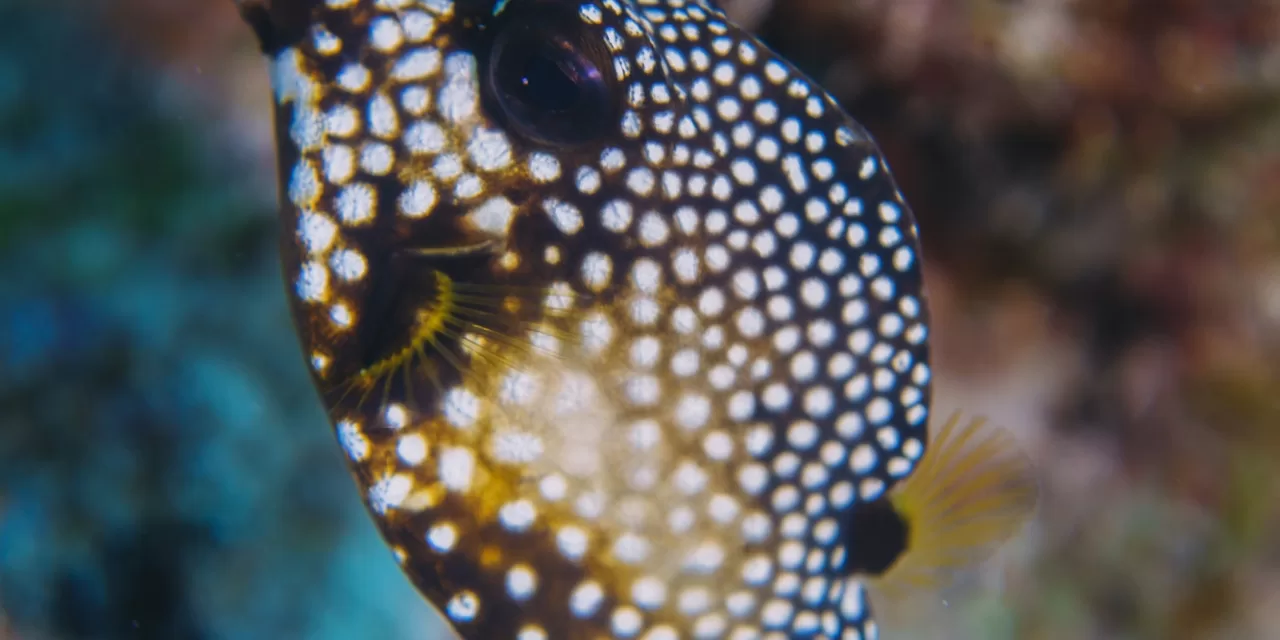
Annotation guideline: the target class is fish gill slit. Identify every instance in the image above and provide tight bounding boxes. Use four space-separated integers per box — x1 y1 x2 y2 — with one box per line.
330 267 585 415
328 270 459 411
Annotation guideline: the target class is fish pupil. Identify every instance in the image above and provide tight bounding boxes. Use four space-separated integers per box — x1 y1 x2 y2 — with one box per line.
483 9 615 146
841 497 911 576
516 53 581 114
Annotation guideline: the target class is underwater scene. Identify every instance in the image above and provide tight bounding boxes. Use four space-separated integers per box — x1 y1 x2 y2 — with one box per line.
1 0 1279 639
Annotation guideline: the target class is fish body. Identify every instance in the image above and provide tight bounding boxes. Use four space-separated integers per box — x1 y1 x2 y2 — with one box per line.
236 1 1036 638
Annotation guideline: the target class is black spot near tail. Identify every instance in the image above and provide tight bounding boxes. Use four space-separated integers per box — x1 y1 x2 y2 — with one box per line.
840 497 910 577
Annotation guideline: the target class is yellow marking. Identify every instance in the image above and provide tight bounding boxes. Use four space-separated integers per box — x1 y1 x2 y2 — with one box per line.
402 484 446 512
479 545 504 569
403 240 497 259
356 270 456 385
499 251 520 271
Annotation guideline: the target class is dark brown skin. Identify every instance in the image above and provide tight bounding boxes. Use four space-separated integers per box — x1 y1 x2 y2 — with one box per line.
239 1 953 638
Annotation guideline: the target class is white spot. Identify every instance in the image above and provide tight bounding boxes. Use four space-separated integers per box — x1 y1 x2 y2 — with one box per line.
466 197 516 235
370 16 404 53
559 527 590 563
368 93 399 139
335 183 376 225
601 200 634 232
427 523 458 553
468 128 513 171
443 388 478 428
397 434 428 465
399 181 438 218
632 576 667 610
298 211 337 255
391 47 443 81
296 261 329 302
330 249 367 281
405 121 447 155
401 11 437 42
528 152 561 182
576 166 602 194
544 198 583 235
369 474 412 514
446 591 479 622
507 564 537 601
438 447 476 492
499 500 537 532
337 419 369 461
289 160 320 207
360 142 394 175
581 252 612 291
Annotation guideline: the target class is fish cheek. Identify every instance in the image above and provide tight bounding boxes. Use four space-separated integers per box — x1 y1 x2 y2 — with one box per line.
840 497 911 577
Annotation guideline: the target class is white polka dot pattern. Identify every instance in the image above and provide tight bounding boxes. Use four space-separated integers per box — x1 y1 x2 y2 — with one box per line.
244 1 930 639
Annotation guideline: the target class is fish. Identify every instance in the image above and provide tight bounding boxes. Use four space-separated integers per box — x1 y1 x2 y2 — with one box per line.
234 0 1039 638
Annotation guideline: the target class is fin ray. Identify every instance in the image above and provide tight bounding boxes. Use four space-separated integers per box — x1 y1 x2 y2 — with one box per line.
875 411 1039 599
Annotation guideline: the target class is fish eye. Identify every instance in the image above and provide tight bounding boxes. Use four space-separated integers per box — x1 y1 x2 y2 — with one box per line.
483 9 616 147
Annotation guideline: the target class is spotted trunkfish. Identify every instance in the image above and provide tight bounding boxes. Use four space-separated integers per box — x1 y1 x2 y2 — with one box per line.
234 1 1039 637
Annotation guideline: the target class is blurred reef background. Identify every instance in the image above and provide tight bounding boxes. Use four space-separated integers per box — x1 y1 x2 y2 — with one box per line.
1 0 1278 638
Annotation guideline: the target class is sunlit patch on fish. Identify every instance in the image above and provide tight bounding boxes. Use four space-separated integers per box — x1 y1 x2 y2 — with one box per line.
236 0 1039 638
